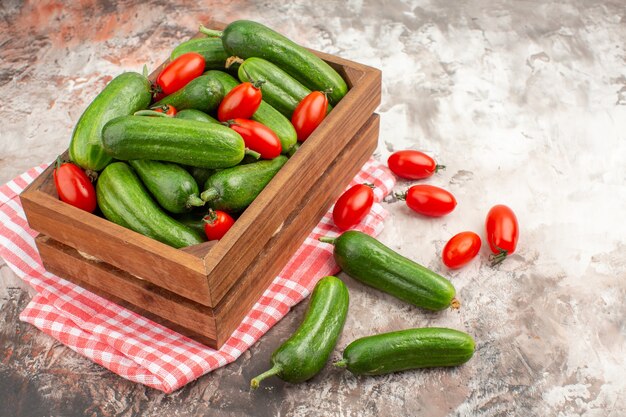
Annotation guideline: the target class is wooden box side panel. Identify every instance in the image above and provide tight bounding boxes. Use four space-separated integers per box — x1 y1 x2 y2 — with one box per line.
215 114 380 345
36 235 218 347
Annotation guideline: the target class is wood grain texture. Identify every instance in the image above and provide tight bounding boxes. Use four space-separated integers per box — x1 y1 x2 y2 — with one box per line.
36 236 219 346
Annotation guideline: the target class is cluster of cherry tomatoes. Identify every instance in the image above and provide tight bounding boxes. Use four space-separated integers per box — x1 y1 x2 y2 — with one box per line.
332 150 519 268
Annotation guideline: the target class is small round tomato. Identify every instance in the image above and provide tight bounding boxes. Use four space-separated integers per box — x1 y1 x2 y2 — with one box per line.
156 52 205 95
228 118 282 159
291 91 329 142
53 160 97 212
387 150 444 180
218 81 264 121
397 185 456 217
153 104 177 116
442 231 481 269
485 204 519 265
333 184 375 230
203 209 235 241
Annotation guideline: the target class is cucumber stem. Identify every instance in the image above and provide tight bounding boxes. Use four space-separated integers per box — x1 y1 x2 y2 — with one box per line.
286 143 300 158
245 148 261 160
450 298 461 309
199 25 223 37
333 359 348 368
200 187 219 202
319 236 337 245
186 194 205 208
250 365 282 390
225 56 244 69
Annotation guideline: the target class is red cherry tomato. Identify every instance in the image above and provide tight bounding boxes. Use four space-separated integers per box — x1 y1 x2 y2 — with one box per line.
228 119 282 159
485 205 519 265
53 161 97 213
442 231 482 269
203 209 235 241
156 52 205 96
218 82 263 121
387 150 444 180
333 184 375 230
153 104 177 116
291 91 328 142
398 185 456 217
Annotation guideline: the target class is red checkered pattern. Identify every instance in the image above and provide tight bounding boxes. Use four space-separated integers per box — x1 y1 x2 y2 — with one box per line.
0 159 395 393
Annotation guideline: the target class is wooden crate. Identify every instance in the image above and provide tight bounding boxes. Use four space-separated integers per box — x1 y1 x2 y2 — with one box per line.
20 24 381 349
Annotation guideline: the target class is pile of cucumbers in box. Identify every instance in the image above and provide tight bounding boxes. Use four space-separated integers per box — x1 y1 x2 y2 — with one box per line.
58 20 479 388
64 20 347 247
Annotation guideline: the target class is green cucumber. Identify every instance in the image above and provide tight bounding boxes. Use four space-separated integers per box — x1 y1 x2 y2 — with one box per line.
205 70 297 154
69 72 152 171
251 276 349 388
335 328 475 375
96 162 204 248
175 109 219 123
153 74 223 112
186 166 216 189
320 231 457 311
201 20 348 105
200 156 288 213
102 115 245 169
238 57 312 119
171 36 228 70
128 160 205 214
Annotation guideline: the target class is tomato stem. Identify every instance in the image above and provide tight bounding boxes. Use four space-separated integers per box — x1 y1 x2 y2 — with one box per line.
489 249 508 266
203 209 218 224
85 169 98 182
319 236 337 245
393 191 407 201
198 25 223 37
435 164 446 172
333 360 347 368
200 188 219 203
55 156 63 170
186 194 205 208
134 110 171 118
240 65 261 87
363 183 376 189
250 365 282 390
245 148 261 160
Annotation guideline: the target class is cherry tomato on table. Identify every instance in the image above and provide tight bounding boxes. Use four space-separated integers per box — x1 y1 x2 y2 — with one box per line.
387 150 444 180
333 184 375 230
218 81 264 121
485 204 519 265
53 160 97 213
203 209 235 241
442 231 482 269
291 91 329 142
156 52 205 96
227 118 282 159
396 185 456 217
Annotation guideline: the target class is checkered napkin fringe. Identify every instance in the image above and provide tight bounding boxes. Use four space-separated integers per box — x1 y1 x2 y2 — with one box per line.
0 158 395 393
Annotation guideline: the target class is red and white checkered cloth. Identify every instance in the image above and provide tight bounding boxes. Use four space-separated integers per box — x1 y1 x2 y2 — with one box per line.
0 158 395 393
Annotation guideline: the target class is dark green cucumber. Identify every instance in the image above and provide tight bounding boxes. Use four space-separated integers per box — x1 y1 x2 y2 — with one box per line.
171 36 228 70
201 20 348 105
128 160 204 214
251 276 349 388
69 72 152 171
200 156 288 212
175 109 219 123
205 70 297 154
320 231 457 311
153 74 223 112
173 212 209 238
238 57 312 119
102 115 245 168
96 162 204 248
335 328 475 375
